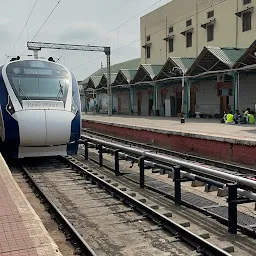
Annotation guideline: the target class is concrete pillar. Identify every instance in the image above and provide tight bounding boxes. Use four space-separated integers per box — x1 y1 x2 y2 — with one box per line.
186 79 190 118
232 71 238 113
154 84 159 116
129 87 134 115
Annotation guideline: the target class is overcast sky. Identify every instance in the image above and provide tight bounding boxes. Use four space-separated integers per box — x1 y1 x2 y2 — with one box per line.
0 0 170 80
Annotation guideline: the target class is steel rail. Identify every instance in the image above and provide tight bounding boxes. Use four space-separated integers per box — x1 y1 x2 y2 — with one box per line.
20 165 97 256
63 156 232 256
81 135 256 200
83 129 256 175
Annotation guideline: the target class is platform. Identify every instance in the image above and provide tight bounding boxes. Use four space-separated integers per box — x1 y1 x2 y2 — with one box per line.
0 154 62 256
82 114 256 166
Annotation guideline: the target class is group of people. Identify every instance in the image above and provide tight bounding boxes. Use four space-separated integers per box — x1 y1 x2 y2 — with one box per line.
223 108 255 125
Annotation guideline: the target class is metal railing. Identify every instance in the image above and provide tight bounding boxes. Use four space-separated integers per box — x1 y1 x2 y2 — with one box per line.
81 135 256 236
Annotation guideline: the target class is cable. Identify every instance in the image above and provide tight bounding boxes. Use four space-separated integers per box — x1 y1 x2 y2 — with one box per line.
20 0 63 56
61 0 165 61
90 0 165 45
13 0 39 50
31 0 63 41
71 0 228 71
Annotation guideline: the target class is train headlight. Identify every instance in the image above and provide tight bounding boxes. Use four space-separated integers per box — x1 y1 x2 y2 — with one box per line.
71 100 78 115
6 97 15 115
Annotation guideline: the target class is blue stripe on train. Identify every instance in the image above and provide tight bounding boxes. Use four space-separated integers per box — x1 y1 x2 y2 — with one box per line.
0 66 20 158
67 72 81 155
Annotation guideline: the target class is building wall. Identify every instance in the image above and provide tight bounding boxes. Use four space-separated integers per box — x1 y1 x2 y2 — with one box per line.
239 75 256 112
113 90 130 114
141 0 256 64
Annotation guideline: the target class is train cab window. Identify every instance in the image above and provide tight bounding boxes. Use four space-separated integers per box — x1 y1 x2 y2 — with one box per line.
5 60 71 103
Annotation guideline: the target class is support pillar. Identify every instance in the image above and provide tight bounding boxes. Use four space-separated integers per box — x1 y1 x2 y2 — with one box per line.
154 84 159 116
129 87 134 115
186 79 190 118
232 71 238 113
106 54 111 116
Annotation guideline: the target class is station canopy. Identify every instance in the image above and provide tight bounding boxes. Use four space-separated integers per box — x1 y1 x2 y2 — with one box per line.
81 58 140 87
157 57 195 80
86 76 102 89
132 64 163 84
98 73 118 89
186 46 246 76
113 69 138 86
233 39 256 69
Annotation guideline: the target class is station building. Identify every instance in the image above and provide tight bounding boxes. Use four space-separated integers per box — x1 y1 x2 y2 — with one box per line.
81 0 256 118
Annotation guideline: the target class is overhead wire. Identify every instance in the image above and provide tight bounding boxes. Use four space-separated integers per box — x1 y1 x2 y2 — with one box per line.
60 0 165 61
71 0 228 72
31 0 63 41
21 0 63 56
13 0 39 52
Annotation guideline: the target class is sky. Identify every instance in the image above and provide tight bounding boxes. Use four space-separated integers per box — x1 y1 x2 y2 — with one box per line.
0 0 170 81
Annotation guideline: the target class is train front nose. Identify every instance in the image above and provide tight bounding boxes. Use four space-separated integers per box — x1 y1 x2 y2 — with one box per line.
14 110 75 146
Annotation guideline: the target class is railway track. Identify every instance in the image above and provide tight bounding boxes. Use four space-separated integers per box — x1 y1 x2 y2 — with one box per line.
82 129 256 179
9 156 237 256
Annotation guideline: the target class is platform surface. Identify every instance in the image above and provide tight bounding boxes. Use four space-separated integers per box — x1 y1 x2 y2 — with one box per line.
82 114 256 145
0 155 62 256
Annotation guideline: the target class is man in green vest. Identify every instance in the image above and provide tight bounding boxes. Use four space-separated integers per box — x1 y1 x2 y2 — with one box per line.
247 112 255 124
225 111 235 124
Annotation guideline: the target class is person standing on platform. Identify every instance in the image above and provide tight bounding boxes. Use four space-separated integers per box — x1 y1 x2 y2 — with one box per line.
225 111 235 125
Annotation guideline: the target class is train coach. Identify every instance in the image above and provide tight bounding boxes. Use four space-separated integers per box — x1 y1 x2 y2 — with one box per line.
0 58 81 158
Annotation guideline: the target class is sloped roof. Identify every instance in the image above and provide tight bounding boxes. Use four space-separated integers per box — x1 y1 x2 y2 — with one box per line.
157 57 195 80
82 58 140 85
87 76 102 89
120 69 138 82
233 40 256 68
142 64 163 79
132 64 163 84
186 46 246 76
98 73 118 88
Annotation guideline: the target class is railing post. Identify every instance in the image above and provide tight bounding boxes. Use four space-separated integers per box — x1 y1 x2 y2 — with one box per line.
139 157 145 188
227 183 238 234
173 165 182 205
98 144 103 167
84 140 88 160
114 150 120 176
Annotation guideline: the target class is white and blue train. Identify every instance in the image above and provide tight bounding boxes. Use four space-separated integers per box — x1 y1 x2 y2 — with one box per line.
0 59 81 158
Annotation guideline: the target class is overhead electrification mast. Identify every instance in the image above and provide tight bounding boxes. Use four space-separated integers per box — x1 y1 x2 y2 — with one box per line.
27 41 112 116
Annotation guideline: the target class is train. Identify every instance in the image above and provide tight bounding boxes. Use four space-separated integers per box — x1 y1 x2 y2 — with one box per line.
0 58 81 158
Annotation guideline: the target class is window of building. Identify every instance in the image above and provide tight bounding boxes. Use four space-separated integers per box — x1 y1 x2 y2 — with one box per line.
186 32 192 47
186 19 192 27
146 35 151 41
146 46 151 58
207 10 214 18
168 38 174 52
169 26 173 33
242 12 252 31
243 0 251 5
207 24 214 41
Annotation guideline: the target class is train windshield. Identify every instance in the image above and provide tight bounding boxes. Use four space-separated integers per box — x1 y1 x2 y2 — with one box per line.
6 60 71 103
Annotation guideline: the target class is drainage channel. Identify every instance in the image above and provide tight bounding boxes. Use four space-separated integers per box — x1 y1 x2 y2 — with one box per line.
18 156 232 256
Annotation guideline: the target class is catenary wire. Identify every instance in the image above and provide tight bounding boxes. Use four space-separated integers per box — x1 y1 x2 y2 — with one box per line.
71 0 228 71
